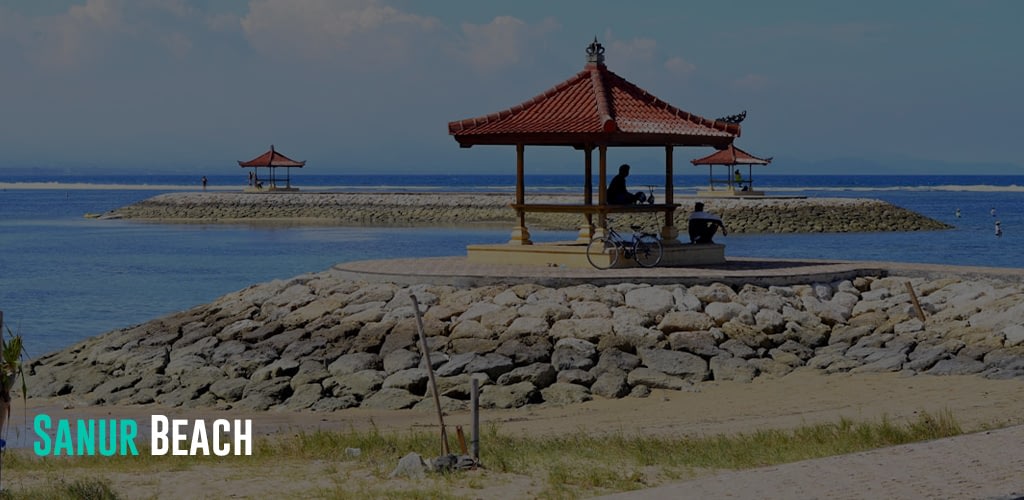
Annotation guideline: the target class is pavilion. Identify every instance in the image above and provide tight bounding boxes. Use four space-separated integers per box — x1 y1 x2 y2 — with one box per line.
448 39 741 267
692 143 772 197
238 145 306 192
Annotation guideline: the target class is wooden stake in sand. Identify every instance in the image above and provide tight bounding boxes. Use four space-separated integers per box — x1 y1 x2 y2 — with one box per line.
411 295 449 456
905 282 927 323
471 377 480 461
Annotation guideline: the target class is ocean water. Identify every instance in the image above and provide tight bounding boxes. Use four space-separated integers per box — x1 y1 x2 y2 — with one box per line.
1 173 1022 358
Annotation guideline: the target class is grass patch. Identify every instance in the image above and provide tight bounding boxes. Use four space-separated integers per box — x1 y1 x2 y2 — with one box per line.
0 410 965 499
0 477 121 500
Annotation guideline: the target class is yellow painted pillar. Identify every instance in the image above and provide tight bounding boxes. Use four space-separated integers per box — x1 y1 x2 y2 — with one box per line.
509 144 532 245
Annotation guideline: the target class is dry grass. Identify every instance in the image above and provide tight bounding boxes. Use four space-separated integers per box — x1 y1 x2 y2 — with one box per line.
0 410 964 499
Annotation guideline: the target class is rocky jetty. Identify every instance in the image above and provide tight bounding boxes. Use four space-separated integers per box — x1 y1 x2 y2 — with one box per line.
26 269 1024 412
105 192 950 234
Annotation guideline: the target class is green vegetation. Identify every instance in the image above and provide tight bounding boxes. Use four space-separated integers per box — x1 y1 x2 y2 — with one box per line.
1 313 28 415
0 477 121 500
0 411 965 499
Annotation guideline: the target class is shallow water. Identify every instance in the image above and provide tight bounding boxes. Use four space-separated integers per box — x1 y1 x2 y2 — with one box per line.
1 176 1021 357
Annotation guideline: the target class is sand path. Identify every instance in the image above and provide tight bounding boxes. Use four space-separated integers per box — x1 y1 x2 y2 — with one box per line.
599 424 1024 499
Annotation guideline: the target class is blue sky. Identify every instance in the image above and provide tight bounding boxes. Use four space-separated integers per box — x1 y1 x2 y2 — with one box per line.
1 0 1022 175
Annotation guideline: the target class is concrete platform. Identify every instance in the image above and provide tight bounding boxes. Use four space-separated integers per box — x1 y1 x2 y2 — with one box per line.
334 256 889 288
466 241 725 269
334 256 1024 288
243 186 300 193
697 188 766 197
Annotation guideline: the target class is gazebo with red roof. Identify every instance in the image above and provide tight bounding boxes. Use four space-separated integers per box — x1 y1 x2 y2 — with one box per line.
691 143 772 196
449 39 740 266
238 145 306 192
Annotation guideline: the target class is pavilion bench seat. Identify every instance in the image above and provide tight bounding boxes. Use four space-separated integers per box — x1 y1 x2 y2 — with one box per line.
510 203 680 214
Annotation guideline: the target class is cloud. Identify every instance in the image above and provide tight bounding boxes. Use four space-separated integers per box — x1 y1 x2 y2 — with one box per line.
240 0 441 67
607 36 658 64
0 0 227 71
14 0 125 70
453 16 560 73
664 56 696 77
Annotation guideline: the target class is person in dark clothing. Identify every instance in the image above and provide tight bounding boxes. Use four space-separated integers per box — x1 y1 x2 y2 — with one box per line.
607 164 646 204
688 202 728 244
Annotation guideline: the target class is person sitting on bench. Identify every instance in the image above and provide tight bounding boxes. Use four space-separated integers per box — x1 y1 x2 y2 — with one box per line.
688 202 728 244
607 164 647 204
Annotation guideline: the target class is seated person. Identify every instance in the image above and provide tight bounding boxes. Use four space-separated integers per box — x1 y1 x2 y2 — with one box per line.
734 169 749 191
688 202 728 244
607 164 646 204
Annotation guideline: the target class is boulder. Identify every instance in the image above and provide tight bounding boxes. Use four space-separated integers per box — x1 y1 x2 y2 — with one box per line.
541 383 592 405
480 381 539 409
551 338 598 371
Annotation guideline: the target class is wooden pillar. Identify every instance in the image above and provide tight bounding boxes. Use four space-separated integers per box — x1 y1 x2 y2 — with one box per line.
509 144 532 245
579 146 595 242
662 146 679 243
595 145 608 238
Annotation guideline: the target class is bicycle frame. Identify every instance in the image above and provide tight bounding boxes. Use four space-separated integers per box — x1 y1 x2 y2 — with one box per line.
587 217 664 269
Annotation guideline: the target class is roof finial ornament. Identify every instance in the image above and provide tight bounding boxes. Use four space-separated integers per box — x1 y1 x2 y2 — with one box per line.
586 37 605 65
716 111 747 124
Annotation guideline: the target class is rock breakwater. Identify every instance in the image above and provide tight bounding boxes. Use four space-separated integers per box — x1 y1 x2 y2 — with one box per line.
105 193 950 233
26 268 1024 412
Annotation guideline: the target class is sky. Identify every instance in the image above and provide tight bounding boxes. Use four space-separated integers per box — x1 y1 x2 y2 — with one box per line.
1 0 1022 176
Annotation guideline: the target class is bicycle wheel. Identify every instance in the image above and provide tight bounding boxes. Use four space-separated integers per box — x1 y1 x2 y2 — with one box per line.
632 234 663 268
586 237 621 269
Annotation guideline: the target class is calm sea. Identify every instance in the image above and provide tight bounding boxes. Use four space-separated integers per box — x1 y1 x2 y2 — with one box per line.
1 173 1022 358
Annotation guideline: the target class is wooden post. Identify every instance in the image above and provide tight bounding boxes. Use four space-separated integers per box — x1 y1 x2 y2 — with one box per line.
596 145 608 237
510 144 531 245
905 282 926 323
662 146 679 242
456 426 469 455
411 295 449 456
580 146 595 242
471 377 480 461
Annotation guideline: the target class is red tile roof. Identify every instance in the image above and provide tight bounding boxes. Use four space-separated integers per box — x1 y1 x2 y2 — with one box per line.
449 60 740 148
238 145 306 168
691 144 772 166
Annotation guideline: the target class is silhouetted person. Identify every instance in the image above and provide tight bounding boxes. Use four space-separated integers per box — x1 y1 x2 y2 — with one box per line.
607 164 646 204
688 202 728 244
201 176 207 191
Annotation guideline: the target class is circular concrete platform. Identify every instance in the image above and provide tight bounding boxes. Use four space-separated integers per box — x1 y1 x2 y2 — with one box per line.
333 256 1024 288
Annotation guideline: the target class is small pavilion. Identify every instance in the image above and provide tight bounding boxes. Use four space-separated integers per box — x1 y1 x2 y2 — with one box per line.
449 39 741 267
238 145 305 192
692 144 772 197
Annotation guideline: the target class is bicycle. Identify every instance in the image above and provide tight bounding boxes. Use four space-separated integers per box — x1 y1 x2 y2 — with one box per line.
644 185 656 205
586 218 664 269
